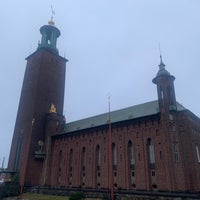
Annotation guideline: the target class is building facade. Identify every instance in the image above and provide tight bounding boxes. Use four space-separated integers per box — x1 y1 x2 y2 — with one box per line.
8 20 200 194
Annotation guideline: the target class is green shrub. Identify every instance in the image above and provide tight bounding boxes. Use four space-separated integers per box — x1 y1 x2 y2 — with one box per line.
69 192 84 200
0 172 20 198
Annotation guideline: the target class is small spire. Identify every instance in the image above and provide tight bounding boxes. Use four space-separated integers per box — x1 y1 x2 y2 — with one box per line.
159 54 166 69
158 44 165 69
48 5 55 25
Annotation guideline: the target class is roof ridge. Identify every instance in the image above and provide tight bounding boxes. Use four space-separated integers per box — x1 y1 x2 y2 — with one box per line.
62 100 186 133
67 100 158 123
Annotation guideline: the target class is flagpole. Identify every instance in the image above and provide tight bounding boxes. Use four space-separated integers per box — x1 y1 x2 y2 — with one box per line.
108 96 114 200
51 5 55 20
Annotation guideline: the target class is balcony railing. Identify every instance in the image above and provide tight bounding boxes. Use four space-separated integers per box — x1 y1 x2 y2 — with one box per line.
34 150 46 160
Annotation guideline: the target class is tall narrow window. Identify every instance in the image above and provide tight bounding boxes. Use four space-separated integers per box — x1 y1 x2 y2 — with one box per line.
128 141 136 189
196 145 200 163
112 143 117 167
128 141 135 166
68 149 73 187
147 138 155 168
112 143 117 189
173 143 179 162
69 149 73 169
96 145 100 168
147 138 157 189
149 141 155 163
81 147 86 170
81 147 86 187
58 150 62 184
95 145 101 188
59 150 62 165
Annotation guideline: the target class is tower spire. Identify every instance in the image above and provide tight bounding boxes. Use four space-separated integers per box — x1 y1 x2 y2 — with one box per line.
48 5 55 25
158 44 165 69
51 5 55 20
159 54 166 69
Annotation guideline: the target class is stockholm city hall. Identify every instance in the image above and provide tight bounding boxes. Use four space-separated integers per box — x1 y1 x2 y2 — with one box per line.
7 17 200 199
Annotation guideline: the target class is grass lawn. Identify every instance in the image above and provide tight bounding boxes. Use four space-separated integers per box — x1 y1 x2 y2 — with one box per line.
22 193 68 200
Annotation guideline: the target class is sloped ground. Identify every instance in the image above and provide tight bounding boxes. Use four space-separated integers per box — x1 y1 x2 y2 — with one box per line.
2 193 68 200
2 197 19 200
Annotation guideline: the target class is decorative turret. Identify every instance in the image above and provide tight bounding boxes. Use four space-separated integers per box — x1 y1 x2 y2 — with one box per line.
37 18 60 54
152 56 177 113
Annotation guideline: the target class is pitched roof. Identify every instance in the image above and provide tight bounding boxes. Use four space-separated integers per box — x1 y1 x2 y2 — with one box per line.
63 100 186 133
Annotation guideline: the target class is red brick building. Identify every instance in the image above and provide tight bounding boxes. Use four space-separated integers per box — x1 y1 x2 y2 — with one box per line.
8 20 200 195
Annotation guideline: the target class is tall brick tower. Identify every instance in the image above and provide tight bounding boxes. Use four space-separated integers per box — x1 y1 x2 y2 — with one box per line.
8 18 67 186
152 56 184 191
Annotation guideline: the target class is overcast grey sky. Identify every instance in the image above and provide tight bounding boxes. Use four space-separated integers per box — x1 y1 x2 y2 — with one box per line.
1 0 200 167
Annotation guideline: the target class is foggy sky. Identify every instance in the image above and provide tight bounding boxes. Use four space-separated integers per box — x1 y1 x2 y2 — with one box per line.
1 0 200 167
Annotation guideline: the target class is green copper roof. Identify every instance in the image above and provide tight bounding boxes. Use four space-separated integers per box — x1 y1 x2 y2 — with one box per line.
63 100 186 133
38 24 60 55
